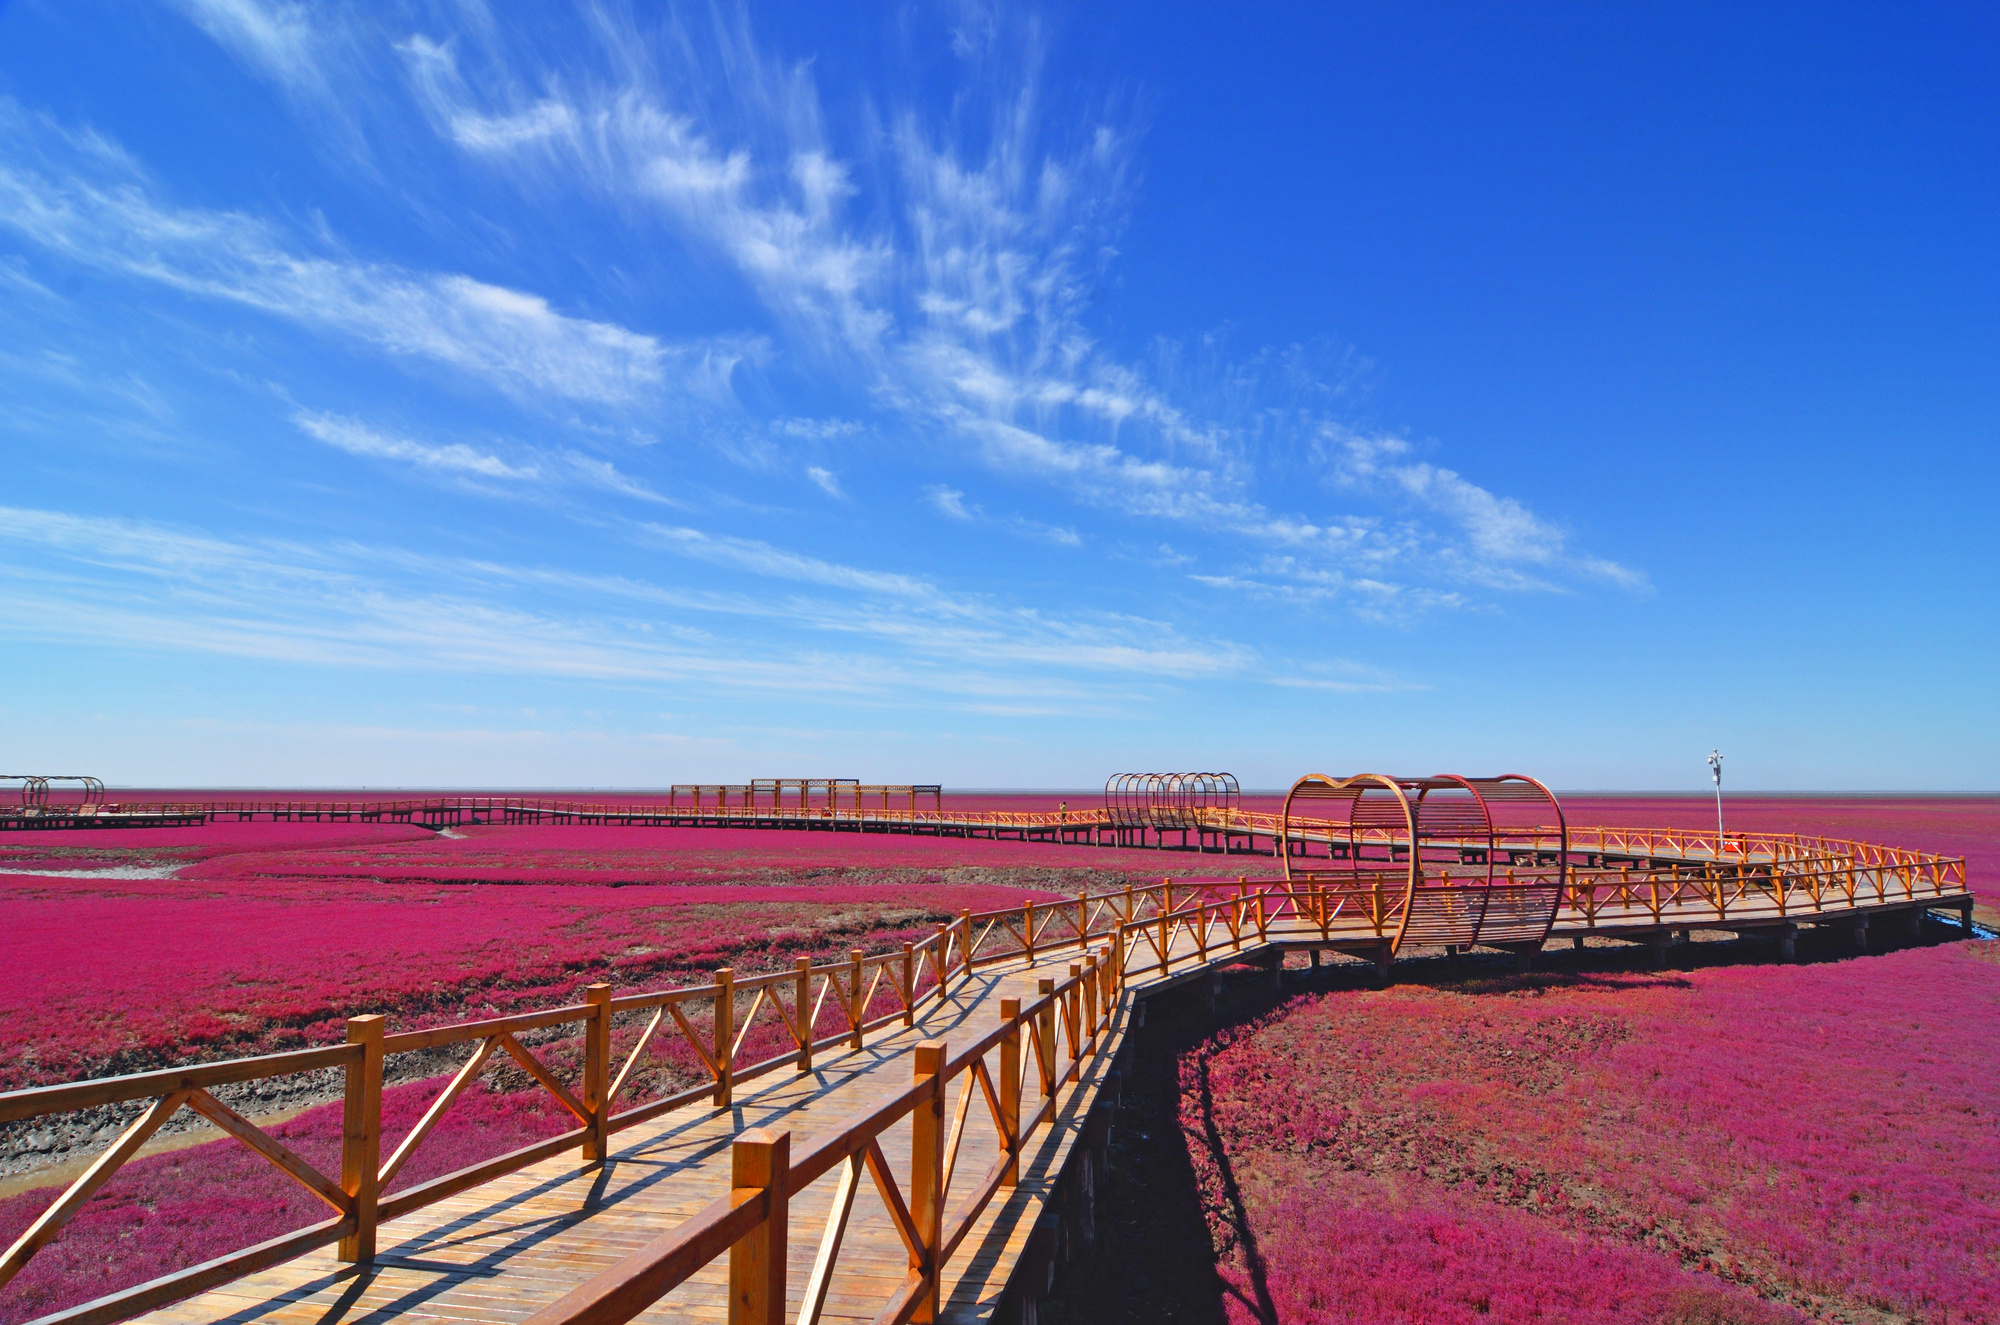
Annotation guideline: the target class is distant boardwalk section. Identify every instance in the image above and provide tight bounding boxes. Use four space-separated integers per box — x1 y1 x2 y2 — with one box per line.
0 768 1976 1325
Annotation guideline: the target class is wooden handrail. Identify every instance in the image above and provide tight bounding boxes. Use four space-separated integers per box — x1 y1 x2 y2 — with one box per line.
1 856 1971 1322
522 954 1119 1325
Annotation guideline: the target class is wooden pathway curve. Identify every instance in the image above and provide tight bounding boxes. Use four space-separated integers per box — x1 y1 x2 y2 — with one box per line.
136 935 1227 1325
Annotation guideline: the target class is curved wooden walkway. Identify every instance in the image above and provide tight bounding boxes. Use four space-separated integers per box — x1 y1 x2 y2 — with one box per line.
132 946 1155 1325
1 836 1975 1325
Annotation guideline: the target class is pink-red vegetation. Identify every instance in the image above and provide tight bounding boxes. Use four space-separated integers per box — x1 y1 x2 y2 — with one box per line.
1182 941 2000 1323
0 1076 570 1324
172 821 1190 886
0 872 1057 1090
0 820 434 872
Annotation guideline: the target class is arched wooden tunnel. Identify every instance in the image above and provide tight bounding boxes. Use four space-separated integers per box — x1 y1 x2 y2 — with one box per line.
1103 771 1241 827
1280 772 1570 953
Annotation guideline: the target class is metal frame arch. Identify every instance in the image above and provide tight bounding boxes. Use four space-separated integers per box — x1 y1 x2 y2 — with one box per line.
1106 771 1243 829
1416 773 1499 886
1489 772 1569 889
1280 771 1422 940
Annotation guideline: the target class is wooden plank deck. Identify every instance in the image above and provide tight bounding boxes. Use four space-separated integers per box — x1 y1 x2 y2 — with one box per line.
116 883 1968 1325
132 945 1190 1325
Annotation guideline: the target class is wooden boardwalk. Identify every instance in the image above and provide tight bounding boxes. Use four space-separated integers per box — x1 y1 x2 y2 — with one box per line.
133 947 1183 1325
3 836 1973 1325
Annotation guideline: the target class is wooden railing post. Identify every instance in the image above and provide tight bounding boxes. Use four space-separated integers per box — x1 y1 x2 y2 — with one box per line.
1036 979 1057 1098
1066 965 1083 1082
1024 899 1037 962
1158 908 1170 976
796 958 813 1073
911 1041 946 1323
727 1128 789 1325
1082 954 1099 1043
714 968 735 1109
338 1014 384 1263
901 943 916 1027
998 999 1021 1187
934 923 951 1004
1077 892 1089 949
584 983 612 1162
959 910 973 984
849 949 866 1049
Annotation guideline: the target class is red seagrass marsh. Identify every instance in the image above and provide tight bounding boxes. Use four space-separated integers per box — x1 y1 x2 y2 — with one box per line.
0 791 1992 1325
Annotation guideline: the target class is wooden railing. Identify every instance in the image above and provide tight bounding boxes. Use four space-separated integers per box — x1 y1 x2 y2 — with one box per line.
518 879 1453 1325
0 855 1976 1325
524 955 1120 1325
0 878 1284 1324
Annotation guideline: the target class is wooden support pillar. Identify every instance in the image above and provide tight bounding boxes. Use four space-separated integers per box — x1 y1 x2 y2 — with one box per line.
1852 913 1870 953
848 950 865 1051
1961 899 1976 936
714 967 735 1108
1572 935 1586 951
795 958 814 1073
1777 923 1798 961
902 944 916 1027
1269 951 1284 990
1373 944 1392 988
1904 908 1923 941
998 999 1021 1187
583 983 612 1162
1648 932 1669 968
727 1128 788 1325
1082 954 1099 1046
338 1014 384 1263
934 924 951 1004
1309 948 1321 969
911 1042 946 1324
1036 979 1057 1097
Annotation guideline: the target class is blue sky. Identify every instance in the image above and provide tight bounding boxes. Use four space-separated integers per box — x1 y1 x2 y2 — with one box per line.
1 1 1993 790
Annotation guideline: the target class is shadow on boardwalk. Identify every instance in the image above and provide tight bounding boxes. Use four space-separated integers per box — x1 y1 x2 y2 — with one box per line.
1037 916 1976 1324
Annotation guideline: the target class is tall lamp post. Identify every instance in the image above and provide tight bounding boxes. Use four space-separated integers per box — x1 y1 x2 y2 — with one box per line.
1707 749 1724 859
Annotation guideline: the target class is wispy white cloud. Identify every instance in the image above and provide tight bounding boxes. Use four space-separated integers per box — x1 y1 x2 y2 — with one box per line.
924 483 1079 545
164 0 341 96
0 98 752 408
641 524 937 599
774 417 863 441
132 3 1640 624
291 409 673 505
927 485 973 520
1329 431 1649 592
295 409 535 479
0 505 1269 704
805 466 843 498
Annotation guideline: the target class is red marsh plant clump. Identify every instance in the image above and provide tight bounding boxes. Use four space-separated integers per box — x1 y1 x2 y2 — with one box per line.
1181 940 2000 1324
0 820 1207 1089
0 872 1064 1091
170 821 1204 885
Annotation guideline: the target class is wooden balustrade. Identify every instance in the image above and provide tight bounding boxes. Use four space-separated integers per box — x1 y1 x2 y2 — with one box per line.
521 949 1121 1325
0 880 1218 1319
0 851 1971 1323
